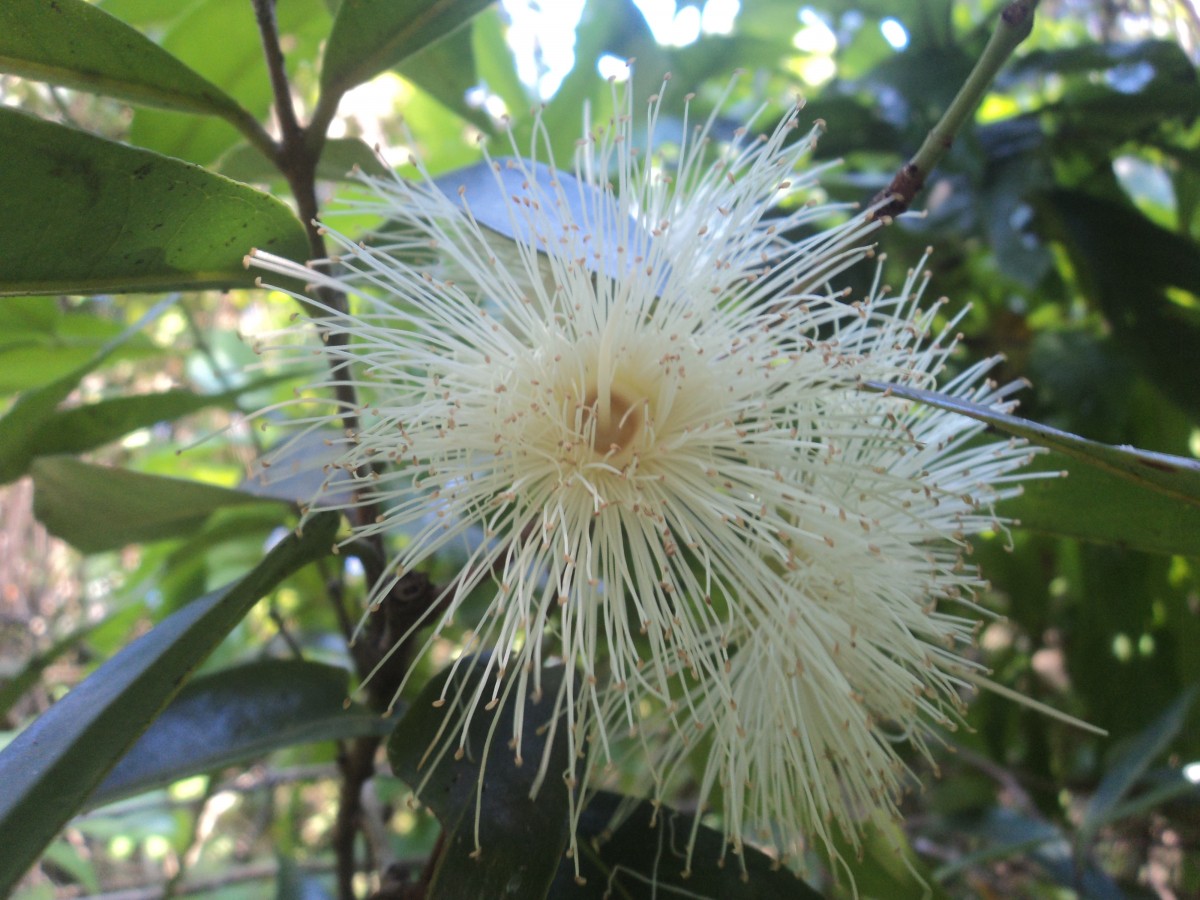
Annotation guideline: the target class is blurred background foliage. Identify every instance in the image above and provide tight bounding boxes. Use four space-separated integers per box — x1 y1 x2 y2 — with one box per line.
1 0 1198 898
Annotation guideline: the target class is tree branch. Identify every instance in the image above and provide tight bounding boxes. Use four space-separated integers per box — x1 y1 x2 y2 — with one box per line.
250 0 305 151
870 0 1040 219
249 4 401 898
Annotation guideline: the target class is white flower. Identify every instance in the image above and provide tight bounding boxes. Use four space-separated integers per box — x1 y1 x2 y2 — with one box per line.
633 277 1036 874
248 77 1036 879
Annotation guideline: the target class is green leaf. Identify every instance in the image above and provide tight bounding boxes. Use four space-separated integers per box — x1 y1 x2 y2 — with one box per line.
0 109 309 296
388 656 575 900
547 791 824 900
471 7 529 118
1078 686 1199 849
276 855 335 900
126 0 330 166
999 451 1200 556
825 816 952 900
534 0 661 164
397 21 493 133
0 0 244 117
1005 40 1200 139
933 808 1123 898
321 0 494 97
0 299 159 392
28 377 292 460
216 137 390 185
31 456 287 553
867 381 1200 511
90 659 398 808
1038 189 1200 420
0 511 339 896
0 296 174 484
0 616 107 720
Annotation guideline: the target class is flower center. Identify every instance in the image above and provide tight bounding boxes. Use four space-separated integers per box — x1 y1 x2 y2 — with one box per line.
582 386 643 455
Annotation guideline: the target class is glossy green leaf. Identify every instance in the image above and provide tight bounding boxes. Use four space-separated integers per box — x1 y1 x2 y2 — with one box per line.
1038 189 1200 420
0 296 174 484
0 110 308 296
31 456 287 553
868 381 1200 510
321 0 493 97
388 656 575 900
90 659 398 808
0 511 339 896
999 451 1200 556
0 0 244 118
547 791 823 900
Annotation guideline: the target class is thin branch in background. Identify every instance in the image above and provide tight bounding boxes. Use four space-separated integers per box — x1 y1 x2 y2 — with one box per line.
870 0 1040 219
268 602 305 658
162 777 221 899
322 558 358 644
178 297 265 456
250 0 304 153
46 84 75 124
332 735 384 899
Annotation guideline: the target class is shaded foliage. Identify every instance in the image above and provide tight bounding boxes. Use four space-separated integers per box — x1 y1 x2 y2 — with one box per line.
0 1 1197 898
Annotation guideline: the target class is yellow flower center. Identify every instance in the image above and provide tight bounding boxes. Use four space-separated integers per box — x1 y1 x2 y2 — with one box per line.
583 385 644 455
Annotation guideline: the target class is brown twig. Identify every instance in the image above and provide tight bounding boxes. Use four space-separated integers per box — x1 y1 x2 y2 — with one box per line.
249 4 410 898
870 0 1040 220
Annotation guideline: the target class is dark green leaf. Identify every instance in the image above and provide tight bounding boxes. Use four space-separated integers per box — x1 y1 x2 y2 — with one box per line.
321 0 494 97
934 808 1123 899
1078 686 1199 848
547 791 823 900
31 456 287 553
91 659 398 808
998 451 1200 556
1004 40 1200 138
388 656 575 900
0 296 174 484
0 511 339 896
0 0 244 117
1037 189 1200 419
0 109 309 296
867 381 1200 511
0 617 105 720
